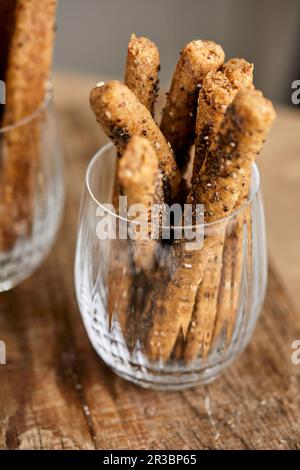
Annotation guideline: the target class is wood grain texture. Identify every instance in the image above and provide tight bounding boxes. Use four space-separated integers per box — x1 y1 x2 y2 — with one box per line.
0 74 299 450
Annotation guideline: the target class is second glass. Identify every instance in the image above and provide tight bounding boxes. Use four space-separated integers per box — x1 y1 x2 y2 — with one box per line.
0 84 64 292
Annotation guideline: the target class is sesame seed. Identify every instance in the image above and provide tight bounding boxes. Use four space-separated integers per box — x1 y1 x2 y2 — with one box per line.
105 110 111 119
183 263 192 269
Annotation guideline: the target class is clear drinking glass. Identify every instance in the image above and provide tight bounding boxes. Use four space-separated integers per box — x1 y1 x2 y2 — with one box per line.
75 143 267 390
0 84 64 292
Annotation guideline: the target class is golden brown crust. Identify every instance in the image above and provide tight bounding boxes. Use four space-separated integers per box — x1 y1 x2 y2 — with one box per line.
183 89 275 362
212 213 245 346
192 88 275 221
146 88 275 364
107 236 135 348
192 59 253 184
118 136 160 207
222 58 254 90
90 80 181 203
211 164 252 351
213 229 234 344
183 238 224 362
124 34 160 116
160 40 225 171
145 230 223 363
3 0 57 124
118 136 163 272
107 167 133 346
184 59 254 360
0 0 57 251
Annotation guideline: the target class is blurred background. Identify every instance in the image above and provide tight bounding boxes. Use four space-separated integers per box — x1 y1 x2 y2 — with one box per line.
54 0 300 105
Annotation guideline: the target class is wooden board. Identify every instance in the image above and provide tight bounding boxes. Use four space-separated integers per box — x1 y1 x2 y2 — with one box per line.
0 74 299 450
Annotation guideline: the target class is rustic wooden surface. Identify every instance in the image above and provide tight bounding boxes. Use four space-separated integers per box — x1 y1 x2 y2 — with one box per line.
0 74 299 450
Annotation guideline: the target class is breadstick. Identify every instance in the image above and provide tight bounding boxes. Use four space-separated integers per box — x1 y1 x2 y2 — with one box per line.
107 162 134 346
107 237 135 348
192 59 253 183
213 160 252 347
228 216 244 340
160 40 225 171
124 34 160 116
184 59 254 357
109 36 160 340
183 238 224 362
213 228 235 343
183 89 275 363
108 137 164 348
2 0 56 125
90 80 180 204
118 136 163 272
0 0 57 251
146 229 221 363
227 171 252 343
193 89 275 220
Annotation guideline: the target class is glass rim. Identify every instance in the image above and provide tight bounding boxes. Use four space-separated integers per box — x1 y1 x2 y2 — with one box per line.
0 82 52 134
86 142 261 228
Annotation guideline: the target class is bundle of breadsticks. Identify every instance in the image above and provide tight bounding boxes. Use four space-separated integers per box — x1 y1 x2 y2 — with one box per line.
0 0 57 252
90 35 275 364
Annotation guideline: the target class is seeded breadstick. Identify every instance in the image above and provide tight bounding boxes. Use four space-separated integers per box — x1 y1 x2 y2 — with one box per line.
118 136 163 272
146 88 275 364
184 239 224 362
90 81 180 204
125 34 160 116
228 216 244 340
2 0 56 125
185 59 253 357
193 89 275 221
107 166 134 346
108 237 135 347
192 59 253 183
227 173 253 343
0 0 57 251
160 40 225 171
183 89 275 363
146 228 222 363
118 137 164 348
213 228 235 342
212 167 252 348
